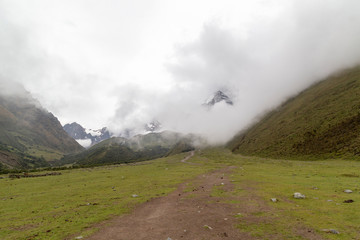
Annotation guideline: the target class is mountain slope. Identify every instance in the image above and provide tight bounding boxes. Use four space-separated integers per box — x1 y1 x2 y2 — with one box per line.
0 86 83 169
228 66 360 159
61 131 199 166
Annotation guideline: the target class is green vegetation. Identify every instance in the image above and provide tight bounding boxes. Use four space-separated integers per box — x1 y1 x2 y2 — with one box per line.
2 149 360 239
201 149 360 239
0 153 216 240
229 66 360 159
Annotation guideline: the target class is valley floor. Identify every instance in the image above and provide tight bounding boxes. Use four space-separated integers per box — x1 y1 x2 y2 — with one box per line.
1 149 360 239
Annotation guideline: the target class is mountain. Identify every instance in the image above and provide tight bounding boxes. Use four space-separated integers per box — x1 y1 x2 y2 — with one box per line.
63 122 111 147
60 131 199 166
204 90 233 107
0 83 83 169
228 66 360 159
144 120 162 132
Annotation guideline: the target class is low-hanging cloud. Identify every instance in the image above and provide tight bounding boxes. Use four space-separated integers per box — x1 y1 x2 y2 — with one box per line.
109 0 360 144
2 0 360 145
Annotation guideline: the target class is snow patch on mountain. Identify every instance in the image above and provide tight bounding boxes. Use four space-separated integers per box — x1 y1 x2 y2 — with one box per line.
85 128 102 137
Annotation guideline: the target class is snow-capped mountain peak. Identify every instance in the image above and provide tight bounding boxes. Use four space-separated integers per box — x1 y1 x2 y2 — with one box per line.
144 120 162 133
63 122 111 148
204 90 233 107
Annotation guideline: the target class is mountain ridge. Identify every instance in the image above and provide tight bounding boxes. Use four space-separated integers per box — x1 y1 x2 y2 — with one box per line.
0 86 83 169
228 66 360 159
59 131 200 166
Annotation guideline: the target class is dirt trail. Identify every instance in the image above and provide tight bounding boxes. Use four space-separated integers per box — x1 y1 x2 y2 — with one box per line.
180 151 195 163
86 166 252 239
85 152 323 240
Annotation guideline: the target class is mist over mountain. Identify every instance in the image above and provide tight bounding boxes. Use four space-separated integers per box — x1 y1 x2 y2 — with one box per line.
0 82 83 169
204 91 233 107
60 131 200 166
229 66 360 159
63 122 111 148
144 120 162 133
1 1 360 147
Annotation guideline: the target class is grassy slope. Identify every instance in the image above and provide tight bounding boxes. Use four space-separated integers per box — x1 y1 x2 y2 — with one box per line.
229 66 360 159
0 94 83 168
1 149 360 239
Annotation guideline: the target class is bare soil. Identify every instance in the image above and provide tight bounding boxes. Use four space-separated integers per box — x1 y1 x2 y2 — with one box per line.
85 154 323 240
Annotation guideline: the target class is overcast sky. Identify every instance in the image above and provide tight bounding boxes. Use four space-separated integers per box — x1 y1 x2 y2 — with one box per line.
1 0 360 143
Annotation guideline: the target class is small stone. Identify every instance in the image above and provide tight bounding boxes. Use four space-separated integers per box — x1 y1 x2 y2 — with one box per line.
344 189 353 193
204 225 213 230
75 236 83 239
321 229 339 234
221 183 225 185
293 192 305 199
270 198 277 202
312 187 319 190
224 218 228 220
132 194 139 198
167 238 172 240
327 200 333 202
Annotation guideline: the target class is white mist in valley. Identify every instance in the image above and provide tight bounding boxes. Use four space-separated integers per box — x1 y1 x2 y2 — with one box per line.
1 0 360 144
110 0 360 144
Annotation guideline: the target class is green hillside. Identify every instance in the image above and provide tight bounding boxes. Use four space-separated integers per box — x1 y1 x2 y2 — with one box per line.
61 131 198 166
229 66 360 159
0 90 83 169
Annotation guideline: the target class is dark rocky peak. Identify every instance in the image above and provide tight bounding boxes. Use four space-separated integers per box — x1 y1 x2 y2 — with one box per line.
63 122 87 139
204 90 233 107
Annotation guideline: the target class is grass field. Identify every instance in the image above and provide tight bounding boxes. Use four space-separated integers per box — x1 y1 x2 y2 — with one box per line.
203 149 360 239
1 149 360 239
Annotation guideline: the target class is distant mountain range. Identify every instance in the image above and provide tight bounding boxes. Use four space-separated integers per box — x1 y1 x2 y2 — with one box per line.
63 122 111 148
0 84 83 170
64 120 163 148
59 131 201 166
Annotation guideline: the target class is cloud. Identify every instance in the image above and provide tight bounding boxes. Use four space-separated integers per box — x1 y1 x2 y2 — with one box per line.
122 0 360 144
2 0 360 145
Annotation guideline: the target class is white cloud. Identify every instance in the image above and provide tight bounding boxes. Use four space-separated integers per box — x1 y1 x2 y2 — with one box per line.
1 0 360 143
